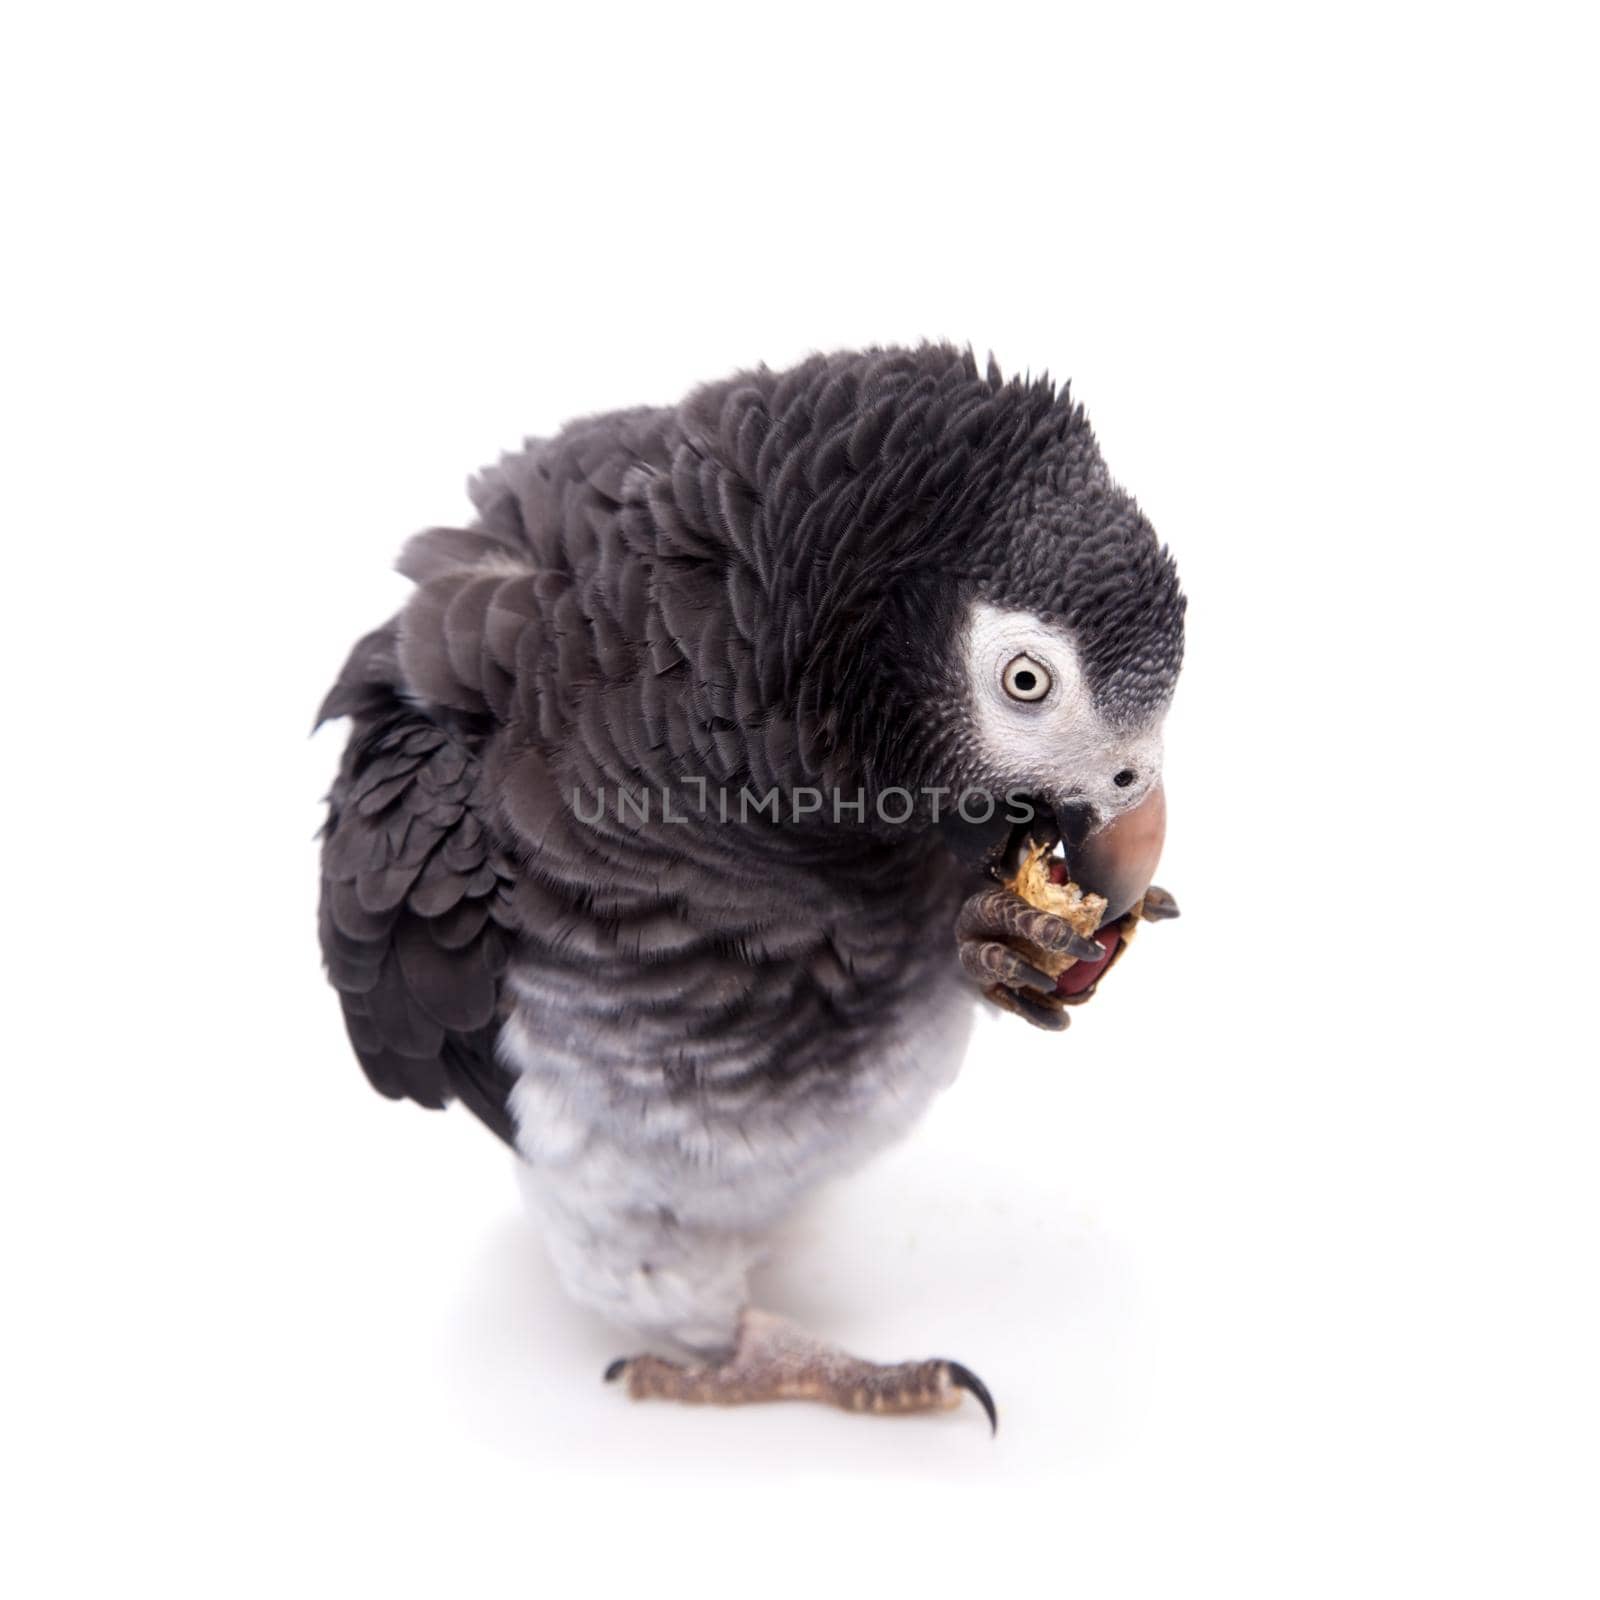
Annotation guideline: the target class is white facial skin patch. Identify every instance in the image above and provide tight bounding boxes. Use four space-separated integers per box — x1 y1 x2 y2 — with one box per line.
962 599 1167 818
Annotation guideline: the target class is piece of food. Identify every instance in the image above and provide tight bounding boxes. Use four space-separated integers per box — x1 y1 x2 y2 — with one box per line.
1004 843 1106 977
1002 842 1141 1007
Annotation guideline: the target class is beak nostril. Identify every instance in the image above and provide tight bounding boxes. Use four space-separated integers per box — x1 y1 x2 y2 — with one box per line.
1113 768 1137 789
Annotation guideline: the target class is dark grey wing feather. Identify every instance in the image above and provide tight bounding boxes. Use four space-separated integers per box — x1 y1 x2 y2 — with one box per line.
317 619 520 1143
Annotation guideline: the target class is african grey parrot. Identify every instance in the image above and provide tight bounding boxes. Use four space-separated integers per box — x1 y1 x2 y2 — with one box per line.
317 344 1184 1428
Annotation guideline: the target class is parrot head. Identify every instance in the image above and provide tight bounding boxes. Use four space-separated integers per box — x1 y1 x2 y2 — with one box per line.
783 348 1185 922
940 584 1178 923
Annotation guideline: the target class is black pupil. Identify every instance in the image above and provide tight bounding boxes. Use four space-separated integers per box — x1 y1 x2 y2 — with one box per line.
1013 669 1036 693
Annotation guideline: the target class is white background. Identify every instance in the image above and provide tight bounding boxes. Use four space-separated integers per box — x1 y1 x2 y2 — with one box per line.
4 3 1597 1595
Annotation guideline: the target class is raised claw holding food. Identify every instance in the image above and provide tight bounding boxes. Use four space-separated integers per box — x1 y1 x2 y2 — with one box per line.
958 884 1108 966
956 883 1105 1031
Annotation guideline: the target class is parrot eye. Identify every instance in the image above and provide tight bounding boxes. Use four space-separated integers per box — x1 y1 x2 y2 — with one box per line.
1002 654 1052 702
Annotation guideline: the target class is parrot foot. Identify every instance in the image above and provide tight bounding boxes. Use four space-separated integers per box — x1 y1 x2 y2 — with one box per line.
956 881 1102 1032
603 1308 997 1433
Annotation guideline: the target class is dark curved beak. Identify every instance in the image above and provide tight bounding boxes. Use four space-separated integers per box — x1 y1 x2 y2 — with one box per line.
1061 782 1167 924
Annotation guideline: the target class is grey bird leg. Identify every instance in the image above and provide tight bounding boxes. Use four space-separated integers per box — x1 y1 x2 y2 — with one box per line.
605 1309 998 1433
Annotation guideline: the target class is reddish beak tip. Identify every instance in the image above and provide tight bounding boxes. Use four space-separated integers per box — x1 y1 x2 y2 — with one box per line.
1070 782 1166 925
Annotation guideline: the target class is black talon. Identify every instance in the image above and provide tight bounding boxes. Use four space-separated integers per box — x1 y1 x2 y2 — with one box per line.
1141 886 1181 921
603 1357 629 1383
944 1360 999 1435
1066 932 1108 962
1013 960 1060 995
1014 993 1070 1031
